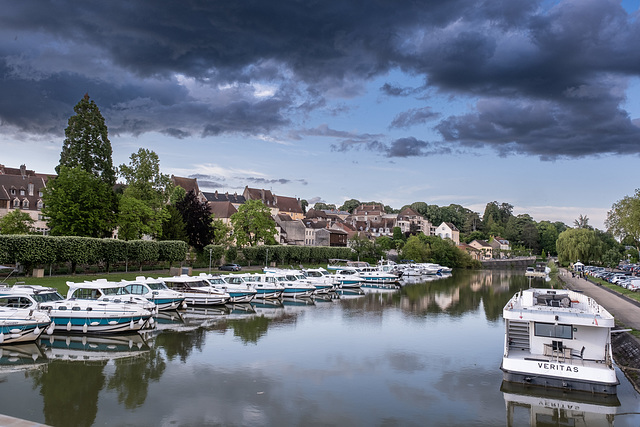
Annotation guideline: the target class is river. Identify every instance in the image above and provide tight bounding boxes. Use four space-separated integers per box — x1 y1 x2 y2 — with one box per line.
1 270 639 426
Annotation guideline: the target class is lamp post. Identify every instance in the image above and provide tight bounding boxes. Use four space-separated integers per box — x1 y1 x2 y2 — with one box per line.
266 248 269 267
209 248 212 273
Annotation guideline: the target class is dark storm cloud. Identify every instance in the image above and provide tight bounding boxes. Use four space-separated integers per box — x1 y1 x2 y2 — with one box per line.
1 0 639 158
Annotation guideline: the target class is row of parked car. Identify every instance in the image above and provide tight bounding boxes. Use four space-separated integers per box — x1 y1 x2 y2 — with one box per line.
583 266 640 291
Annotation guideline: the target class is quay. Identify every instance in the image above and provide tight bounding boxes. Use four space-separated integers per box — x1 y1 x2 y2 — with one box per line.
558 268 640 392
0 414 50 427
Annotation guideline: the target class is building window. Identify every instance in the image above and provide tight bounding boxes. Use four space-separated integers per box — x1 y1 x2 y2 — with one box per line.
38 191 43 197
19 189 25 196
37 200 44 210
22 199 29 209
28 183 34 196
12 199 19 208
10 188 16 195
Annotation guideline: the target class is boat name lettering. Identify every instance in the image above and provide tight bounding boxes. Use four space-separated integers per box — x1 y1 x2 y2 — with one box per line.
537 362 578 373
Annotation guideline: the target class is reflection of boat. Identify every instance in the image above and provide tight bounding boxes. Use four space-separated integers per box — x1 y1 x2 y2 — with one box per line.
39 333 150 362
0 343 47 373
0 285 152 335
225 303 257 320
178 306 230 328
251 300 285 319
502 288 618 394
525 263 550 278
501 381 619 427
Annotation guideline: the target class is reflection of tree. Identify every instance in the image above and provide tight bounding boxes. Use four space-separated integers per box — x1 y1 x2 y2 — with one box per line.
30 361 106 427
107 350 166 409
155 328 207 362
228 316 271 344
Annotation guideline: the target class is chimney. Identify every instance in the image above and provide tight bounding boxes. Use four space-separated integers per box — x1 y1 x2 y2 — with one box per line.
20 164 26 179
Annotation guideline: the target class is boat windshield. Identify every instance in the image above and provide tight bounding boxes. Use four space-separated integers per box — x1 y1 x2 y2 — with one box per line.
102 287 129 295
147 282 168 290
33 291 64 302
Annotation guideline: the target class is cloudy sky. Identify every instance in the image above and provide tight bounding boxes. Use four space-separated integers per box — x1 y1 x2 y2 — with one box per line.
2 0 640 229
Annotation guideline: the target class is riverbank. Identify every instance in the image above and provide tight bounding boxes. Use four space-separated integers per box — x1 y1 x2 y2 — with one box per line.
558 268 640 393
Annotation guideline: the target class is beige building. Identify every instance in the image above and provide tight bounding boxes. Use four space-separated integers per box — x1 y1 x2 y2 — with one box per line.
0 164 51 234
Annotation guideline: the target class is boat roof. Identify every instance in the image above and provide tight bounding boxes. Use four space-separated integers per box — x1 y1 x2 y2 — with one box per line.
503 288 614 327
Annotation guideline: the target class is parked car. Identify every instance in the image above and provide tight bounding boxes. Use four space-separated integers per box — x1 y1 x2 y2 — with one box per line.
219 263 242 271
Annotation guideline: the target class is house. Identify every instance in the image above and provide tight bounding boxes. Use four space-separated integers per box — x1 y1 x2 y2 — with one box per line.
488 236 511 258
468 239 493 260
315 227 348 247
0 164 51 234
274 214 306 245
396 207 432 237
243 186 304 219
202 191 246 209
436 222 460 245
171 175 205 202
458 243 481 261
207 201 237 225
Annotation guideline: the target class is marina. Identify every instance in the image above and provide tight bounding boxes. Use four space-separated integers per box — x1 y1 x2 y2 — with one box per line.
0 270 639 426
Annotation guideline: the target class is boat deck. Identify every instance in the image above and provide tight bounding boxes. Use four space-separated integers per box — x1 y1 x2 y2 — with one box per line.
506 347 608 371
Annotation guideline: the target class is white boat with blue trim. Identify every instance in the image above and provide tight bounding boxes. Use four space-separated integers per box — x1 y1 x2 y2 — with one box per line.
0 295 52 345
160 275 230 306
200 273 257 303
119 276 186 310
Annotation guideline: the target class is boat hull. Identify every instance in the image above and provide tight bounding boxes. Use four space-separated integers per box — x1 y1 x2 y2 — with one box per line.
501 358 618 395
0 321 51 344
48 315 151 334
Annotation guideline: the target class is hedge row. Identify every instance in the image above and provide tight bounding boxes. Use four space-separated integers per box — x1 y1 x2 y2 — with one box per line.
202 244 355 266
0 235 188 271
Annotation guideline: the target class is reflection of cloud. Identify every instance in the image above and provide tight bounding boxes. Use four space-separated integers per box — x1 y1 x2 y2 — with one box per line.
386 351 426 373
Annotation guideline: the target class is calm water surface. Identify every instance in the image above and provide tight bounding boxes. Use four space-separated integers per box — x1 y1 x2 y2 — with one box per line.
1 270 640 426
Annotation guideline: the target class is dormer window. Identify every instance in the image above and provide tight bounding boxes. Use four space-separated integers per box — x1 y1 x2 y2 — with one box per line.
37 200 44 210
38 191 43 197
12 198 19 208
10 187 16 195
19 189 25 196
22 199 29 209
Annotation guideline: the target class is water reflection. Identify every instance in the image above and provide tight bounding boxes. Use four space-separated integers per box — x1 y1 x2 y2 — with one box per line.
0 270 636 426
501 381 619 427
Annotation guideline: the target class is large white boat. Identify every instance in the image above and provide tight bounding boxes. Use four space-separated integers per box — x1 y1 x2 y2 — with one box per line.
160 275 230 306
67 279 157 312
262 272 316 298
0 285 153 334
241 273 285 299
501 288 619 395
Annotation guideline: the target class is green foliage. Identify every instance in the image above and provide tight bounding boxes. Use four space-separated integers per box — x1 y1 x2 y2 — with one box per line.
537 221 559 256
399 234 479 268
127 240 160 265
606 189 640 254
230 199 277 247
43 166 116 238
556 228 600 265
203 245 227 266
176 190 215 251
376 236 394 251
0 235 56 269
160 205 188 242
212 219 232 246
158 241 188 264
312 202 336 211
117 195 157 240
339 199 361 214
400 235 431 262
0 210 35 234
58 94 116 187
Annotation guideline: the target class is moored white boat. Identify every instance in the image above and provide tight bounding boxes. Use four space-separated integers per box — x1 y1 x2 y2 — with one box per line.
0 297 51 345
160 275 230 306
67 279 157 312
501 288 619 395
120 277 186 310
242 273 284 299
0 285 153 334
262 272 315 298
199 273 257 303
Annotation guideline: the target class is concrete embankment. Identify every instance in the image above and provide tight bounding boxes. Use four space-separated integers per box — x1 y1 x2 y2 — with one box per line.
557 269 640 392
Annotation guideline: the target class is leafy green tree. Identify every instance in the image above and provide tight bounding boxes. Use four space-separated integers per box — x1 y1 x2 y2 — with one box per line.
313 202 336 211
212 218 232 246
43 166 116 237
574 214 591 229
408 202 429 218
300 199 309 214
176 190 215 251
231 199 277 247
0 210 34 234
161 205 188 242
376 236 394 251
400 235 431 262
606 189 640 255
58 93 116 187
117 148 172 239
537 221 559 256
339 199 361 214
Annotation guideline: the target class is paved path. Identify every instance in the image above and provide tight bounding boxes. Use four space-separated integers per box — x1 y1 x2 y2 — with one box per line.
0 414 50 427
558 268 640 330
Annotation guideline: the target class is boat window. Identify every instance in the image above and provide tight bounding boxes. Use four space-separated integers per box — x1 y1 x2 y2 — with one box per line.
73 288 100 300
148 282 167 290
33 292 64 302
534 322 573 339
